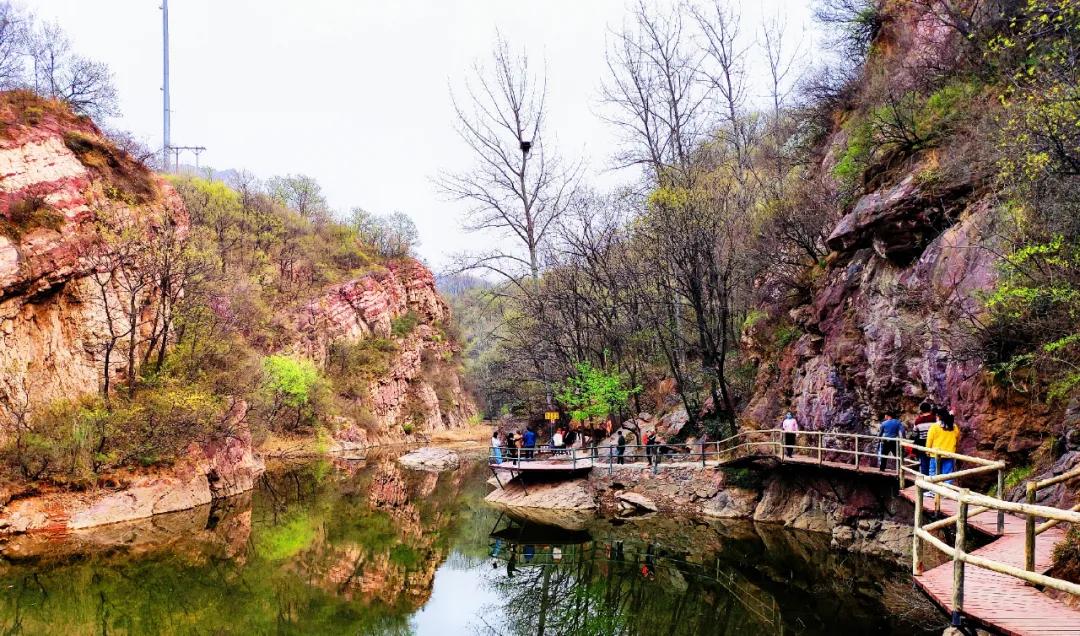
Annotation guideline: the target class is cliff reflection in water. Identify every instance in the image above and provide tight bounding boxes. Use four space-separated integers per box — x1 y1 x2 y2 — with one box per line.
0 456 942 635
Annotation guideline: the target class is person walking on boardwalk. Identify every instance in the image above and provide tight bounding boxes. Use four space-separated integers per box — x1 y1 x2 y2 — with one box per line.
781 412 799 458
910 402 936 475
645 430 657 466
876 410 905 471
616 430 627 464
523 427 537 461
552 428 564 455
490 430 503 465
927 409 961 484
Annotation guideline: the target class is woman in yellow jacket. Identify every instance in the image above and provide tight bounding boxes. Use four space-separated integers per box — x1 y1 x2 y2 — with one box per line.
927 410 961 483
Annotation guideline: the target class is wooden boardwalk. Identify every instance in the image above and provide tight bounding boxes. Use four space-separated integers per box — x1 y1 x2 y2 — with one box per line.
900 487 1080 635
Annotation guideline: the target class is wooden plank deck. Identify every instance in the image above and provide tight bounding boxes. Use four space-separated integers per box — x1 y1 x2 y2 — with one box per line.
900 487 1080 635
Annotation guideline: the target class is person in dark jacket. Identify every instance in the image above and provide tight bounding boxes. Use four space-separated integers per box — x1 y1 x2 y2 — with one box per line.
523 427 537 461
877 410 905 471
616 431 626 464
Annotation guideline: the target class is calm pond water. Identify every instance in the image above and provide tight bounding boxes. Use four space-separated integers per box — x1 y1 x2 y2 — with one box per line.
0 454 944 635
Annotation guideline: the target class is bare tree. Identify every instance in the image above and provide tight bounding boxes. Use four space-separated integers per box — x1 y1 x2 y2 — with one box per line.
602 1 709 183
227 169 262 209
693 0 751 171
26 20 118 120
0 2 28 89
812 0 882 61
440 36 580 289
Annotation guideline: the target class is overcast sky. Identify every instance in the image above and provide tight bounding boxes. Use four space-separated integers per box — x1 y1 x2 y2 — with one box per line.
30 0 821 270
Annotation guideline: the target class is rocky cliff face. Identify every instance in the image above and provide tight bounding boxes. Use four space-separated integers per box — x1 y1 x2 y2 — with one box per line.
742 4 1049 456
0 93 182 425
298 258 477 445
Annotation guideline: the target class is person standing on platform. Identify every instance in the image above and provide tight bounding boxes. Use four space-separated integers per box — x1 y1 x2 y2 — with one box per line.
911 402 936 475
927 409 961 484
490 430 503 465
781 412 799 458
616 430 627 464
877 411 905 471
523 427 537 461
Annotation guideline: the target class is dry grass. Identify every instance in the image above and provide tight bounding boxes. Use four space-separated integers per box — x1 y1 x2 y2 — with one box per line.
428 423 491 444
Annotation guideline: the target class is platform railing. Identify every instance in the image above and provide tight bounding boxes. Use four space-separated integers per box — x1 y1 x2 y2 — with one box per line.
912 474 1080 626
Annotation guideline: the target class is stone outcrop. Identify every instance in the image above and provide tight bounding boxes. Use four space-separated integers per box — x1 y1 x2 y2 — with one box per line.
297 259 447 362
615 491 658 513
0 93 185 425
485 478 597 510
297 258 477 443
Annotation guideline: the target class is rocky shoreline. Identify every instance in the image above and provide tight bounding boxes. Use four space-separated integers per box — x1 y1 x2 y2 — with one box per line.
485 461 915 560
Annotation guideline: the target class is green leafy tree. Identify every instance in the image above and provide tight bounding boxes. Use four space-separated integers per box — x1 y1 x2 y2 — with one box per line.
262 355 321 430
557 361 639 426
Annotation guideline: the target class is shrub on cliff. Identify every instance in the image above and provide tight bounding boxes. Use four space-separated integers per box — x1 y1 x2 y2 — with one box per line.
980 1 1080 406
260 355 325 431
0 385 228 484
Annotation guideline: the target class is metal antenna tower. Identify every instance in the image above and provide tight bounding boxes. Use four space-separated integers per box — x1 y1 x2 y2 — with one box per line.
162 0 171 172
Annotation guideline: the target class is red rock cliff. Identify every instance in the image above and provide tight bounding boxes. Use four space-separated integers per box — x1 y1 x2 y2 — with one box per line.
298 258 477 444
742 3 1050 456
0 93 185 425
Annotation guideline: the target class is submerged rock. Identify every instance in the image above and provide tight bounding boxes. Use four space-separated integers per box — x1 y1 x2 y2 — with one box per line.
397 447 460 472
616 491 658 512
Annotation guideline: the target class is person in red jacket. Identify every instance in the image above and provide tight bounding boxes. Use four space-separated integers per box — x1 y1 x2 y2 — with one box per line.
911 402 937 475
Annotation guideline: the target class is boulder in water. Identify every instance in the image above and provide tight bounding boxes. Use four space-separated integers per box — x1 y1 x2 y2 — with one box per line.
397 447 460 472
616 491 658 512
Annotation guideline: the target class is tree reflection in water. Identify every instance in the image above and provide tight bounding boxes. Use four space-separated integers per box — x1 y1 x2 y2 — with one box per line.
476 513 944 636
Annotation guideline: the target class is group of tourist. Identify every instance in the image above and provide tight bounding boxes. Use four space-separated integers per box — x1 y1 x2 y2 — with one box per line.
489 425 581 465
490 423 668 466
780 401 962 481
612 429 666 465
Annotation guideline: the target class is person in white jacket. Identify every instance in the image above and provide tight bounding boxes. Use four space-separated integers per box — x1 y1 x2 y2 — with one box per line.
781 412 799 458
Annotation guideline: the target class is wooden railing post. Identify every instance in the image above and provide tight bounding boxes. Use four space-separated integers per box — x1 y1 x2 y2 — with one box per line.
913 481 924 576
1026 481 1037 572
952 489 968 627
896 438 903 488
996 468 1005 534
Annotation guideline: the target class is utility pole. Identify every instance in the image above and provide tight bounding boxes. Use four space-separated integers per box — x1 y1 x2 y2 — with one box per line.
162 0 171 172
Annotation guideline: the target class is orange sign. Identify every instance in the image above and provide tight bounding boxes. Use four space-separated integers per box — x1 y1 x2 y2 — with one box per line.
544 411 559 421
